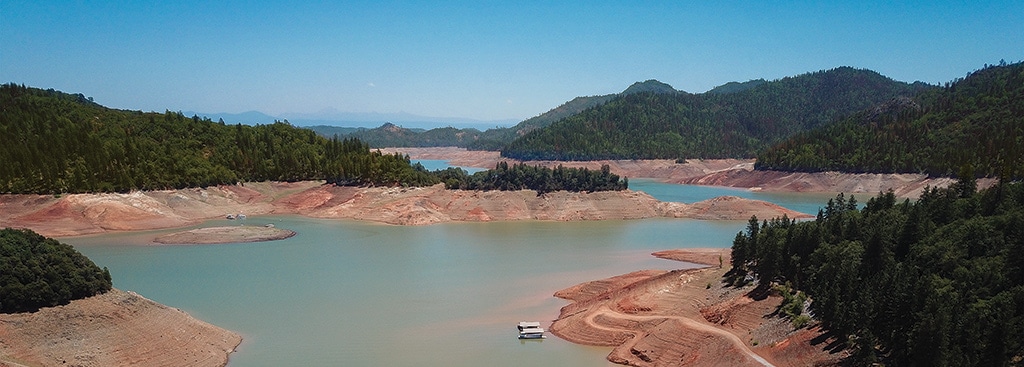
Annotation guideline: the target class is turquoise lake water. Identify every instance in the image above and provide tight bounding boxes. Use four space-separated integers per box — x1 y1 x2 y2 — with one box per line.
66 173 840 366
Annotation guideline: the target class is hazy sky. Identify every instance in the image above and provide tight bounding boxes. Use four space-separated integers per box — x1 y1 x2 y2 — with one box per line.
3 1 1022 122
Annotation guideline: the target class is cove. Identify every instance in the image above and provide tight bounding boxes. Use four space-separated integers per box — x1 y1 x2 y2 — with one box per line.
65 182 832 366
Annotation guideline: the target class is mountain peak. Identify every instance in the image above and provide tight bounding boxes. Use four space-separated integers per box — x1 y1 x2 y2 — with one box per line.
621 80 678 95
707 79 767 95
378 122 404 133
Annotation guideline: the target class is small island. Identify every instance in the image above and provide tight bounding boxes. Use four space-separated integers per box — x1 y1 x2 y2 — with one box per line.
153 226 296 245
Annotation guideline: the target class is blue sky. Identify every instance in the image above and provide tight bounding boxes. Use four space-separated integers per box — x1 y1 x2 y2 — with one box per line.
3 1 1022 123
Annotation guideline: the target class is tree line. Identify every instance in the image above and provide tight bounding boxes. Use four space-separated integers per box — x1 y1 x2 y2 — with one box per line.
0 228 112 313
434 162 627 194
756 60 1024 179
0 84 439 194
0 83 631 195
729 179 1024 366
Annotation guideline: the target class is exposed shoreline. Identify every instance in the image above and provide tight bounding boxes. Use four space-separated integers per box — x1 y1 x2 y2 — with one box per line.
0 288 241 367
3 147 982 240
551 248 844 366
1 183 809 239
384 147 992 198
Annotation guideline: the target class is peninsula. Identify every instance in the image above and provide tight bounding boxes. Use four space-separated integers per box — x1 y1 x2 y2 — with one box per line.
0 289 241 367
551 248 844 366
1 181 809 239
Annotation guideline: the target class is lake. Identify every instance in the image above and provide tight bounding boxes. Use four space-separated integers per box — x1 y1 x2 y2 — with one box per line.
66 177 837 366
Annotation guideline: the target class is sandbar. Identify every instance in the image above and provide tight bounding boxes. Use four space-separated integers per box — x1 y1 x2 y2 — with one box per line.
153 225 296 244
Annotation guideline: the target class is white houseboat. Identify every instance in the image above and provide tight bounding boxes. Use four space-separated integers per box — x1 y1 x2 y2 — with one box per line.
517 321 545 339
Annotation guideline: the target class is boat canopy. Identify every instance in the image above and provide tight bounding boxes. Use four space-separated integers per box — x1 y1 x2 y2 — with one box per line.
517 321 541 330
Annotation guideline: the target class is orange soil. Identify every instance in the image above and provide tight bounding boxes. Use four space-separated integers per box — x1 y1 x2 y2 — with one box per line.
2 183 808 239
0 289 241 367
550 248 845 367
282 184 811 225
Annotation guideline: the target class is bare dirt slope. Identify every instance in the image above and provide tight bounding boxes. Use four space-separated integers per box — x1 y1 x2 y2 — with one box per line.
385 147 979 197
0 181 322 238
550 249 844 367
676 169 997 198
0 289 241 367
278 184 811 225
3 183 807 238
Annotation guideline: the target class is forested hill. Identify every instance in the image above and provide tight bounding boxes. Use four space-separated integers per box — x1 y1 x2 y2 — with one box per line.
501 67 934 160
755 61 1024 179
1 228 112 313
308 123 480 149
305 80 680 150
0 84 438 194
730 180 1024 366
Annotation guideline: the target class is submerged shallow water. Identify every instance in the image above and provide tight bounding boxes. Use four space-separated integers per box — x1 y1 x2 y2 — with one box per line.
66 180 833 366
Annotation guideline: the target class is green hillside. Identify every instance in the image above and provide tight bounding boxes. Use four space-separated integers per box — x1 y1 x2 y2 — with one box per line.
756 61 1024 179
706 79 766 94
501 67 934 160
310 123 483 148
0 84 629 195
1 228 112 313
463 94 620 150
306 80 680 150
0 84 438 194
730 180 1024 366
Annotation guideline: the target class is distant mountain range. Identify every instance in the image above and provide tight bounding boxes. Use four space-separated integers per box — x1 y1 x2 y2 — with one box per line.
180 110 518 130
322 67 936 156
307 79 685 149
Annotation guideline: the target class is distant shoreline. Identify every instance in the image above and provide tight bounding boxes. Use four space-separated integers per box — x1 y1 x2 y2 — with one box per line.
5 147 978 240
383 147 990 198
2 181 810 239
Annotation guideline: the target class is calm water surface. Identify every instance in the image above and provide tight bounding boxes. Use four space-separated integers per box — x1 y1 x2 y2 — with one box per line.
66 179 835 366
